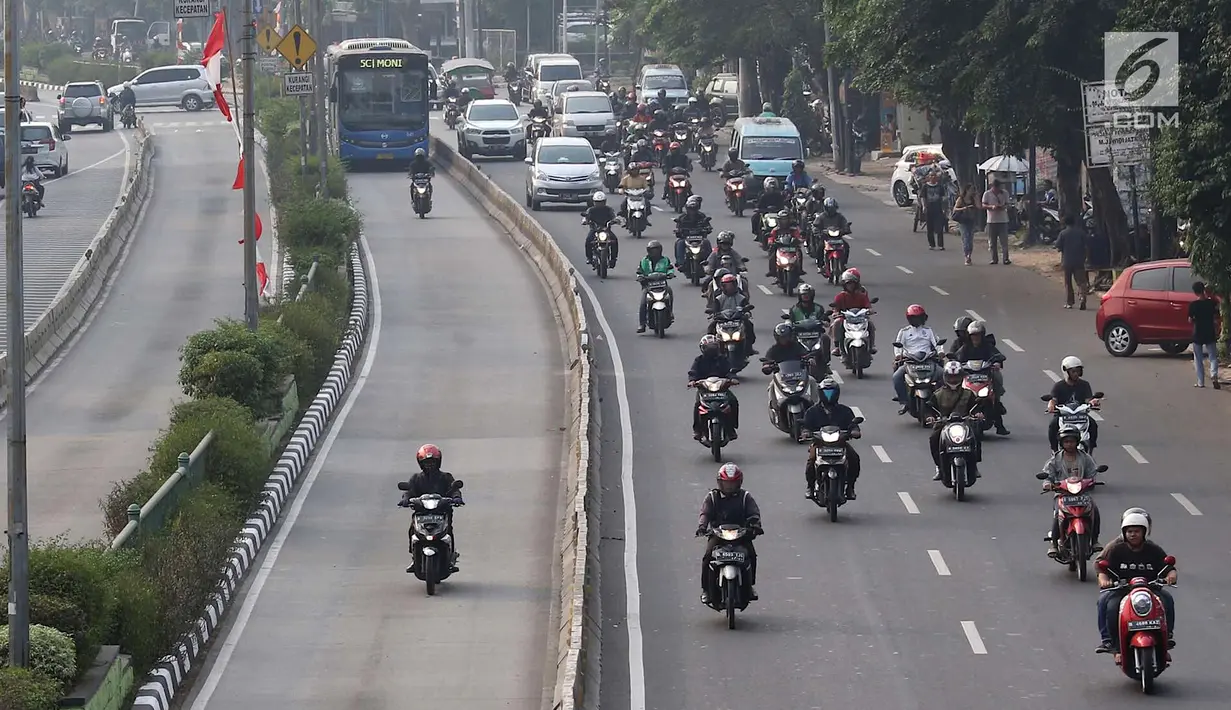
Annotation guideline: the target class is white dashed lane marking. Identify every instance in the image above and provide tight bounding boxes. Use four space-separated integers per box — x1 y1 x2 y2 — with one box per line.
1171 493 1203 516
962 621 989 654
1122 445 1149 464
1001 338 1024 352
872 445 892 463
866 248 882 257
930 285 949 296
896 265 914 274
1089 411 1104 421
928 550 952 576
1043 369 1061 382
757 284 773 295
897 492 920 514
966 309 985 322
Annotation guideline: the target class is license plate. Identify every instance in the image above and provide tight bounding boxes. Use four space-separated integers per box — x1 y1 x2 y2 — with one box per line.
700 394 727 404
713 549 746 563
947 445 972 453
21 147 38 154
1127 619 1162 631
817 446 846 457
1062 415 1087 425
376 153 394 160
966 374 990 383
1061 494 1092 507
485 137 510 145
910 365 933 374
416 514 446 524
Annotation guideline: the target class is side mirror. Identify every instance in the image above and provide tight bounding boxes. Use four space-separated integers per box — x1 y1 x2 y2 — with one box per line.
1163 555 1176 566
704 308 713 314
61 134 71 140
848 221 854 229
1095 465 1109 473
870 297 880 304
1035 472 1048 480
741 257 749 262
634 84 641 90
452 480 465 489
780 313 791 319
1039 394 1052 402
56 94 62 100
935 338 947 346
745 303 755 310
891 341 903 348
397 481 410 491
831 303 840 309
523 157 533 164
328 85 337 103
852 416 865 425
1097 559 1110 571
1093 391 1105 399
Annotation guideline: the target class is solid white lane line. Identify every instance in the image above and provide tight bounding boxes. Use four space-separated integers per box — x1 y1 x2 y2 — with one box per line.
1123 445 1149 464
962 621 989 654
851 406 864 419
757 284 773 295
966 309 985 322
897 492 920 514
1089 411 1104 421
1001 338 1024 352
896 265 914 274
930 285 949 296
928 550 952 576
1171 493 1203 516
872 445 892 463
1043 369 1061 382
866 248 882 257
830 371 844 384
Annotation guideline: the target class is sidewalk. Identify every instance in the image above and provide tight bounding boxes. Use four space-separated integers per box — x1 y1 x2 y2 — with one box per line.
808 154 900 206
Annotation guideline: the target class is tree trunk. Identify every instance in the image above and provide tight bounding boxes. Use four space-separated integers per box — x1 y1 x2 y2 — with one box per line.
1053 151 1082 219
940 121 977 188
1087 167 1133 266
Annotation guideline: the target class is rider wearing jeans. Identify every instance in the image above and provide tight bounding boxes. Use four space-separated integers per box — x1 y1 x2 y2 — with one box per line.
1096 509 1176 653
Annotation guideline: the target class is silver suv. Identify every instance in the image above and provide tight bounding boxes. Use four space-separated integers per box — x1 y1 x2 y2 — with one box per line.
108 65 214 111
57 81 112 133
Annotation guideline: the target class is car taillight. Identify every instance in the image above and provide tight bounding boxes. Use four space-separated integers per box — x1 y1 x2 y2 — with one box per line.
44 139 55 151
99 96 106 105
59 98 65 107
1101 292 1111 302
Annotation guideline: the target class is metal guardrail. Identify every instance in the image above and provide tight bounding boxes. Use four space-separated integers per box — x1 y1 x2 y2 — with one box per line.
275 256 320 326
109 431 215 551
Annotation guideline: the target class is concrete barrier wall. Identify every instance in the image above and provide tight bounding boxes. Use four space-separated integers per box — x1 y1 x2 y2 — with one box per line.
428 136 600 710
0 119 154 408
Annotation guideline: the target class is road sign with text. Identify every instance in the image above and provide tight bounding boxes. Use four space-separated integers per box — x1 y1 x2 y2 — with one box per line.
174 0 211 18
276 25 317 71
282 72 315 96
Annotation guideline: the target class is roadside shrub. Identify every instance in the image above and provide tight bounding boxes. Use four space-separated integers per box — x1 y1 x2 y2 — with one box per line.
781 67 815 146
44 58 137 87
102 397 269 536
102 552 163 674
181 350 265 412
0 667 60 710
273 293 346 396
138 51 178 71
258 96 299 141
28 595 86 655
0 626 77 690
27 43 75 70
179 318 299 417
278 199 361 265
256 319 312 404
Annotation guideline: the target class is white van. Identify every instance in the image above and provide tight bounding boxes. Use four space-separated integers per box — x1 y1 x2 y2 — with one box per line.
534 57 583 105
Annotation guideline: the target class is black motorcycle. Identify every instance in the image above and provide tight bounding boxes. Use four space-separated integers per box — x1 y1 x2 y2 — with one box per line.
639 271 675 337
805 418 864 521
782 313 831 379
690 376 740 461
895 340 946 425
699 523 757 629
586 216 619 280
507 79 522 105
678 227 710 286
410 173 433 218
21 180 41 218
397 480 465 595
709 304 754 373
931 411 980 500
443 97 461 128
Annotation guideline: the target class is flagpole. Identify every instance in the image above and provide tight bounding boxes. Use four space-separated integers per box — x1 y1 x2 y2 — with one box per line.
223 9 242 145
242 0 260 328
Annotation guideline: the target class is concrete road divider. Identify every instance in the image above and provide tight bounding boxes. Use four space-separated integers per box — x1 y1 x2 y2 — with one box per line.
0 120 153 409
428 136 599 710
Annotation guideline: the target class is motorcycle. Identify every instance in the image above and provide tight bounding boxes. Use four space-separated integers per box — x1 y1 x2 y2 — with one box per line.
702 261 751 309
443 97 461 128
1096 554 1177 693
931 412 980 500
21 181 41 218
120 103 137 129
409 173 433 218
708 97 726 127
667 168 692 212
710 304 754 373
587 216 619 280
724 170 748 216
773 232 804 295
639 271 675 337
698 135 717 170
651 128 668 165
894 340 946 425
820 227 849 283
1036 466 1109 581
622 188 649 239
699 523 756 628
782 313 831 380
757 212 780 250
92 47 109 60
595 76 612 94
528 116 550 144
790 188 812 221
671 121 692 149
690 376 740 461
508 79 522 105
602 152 623 191
1042 393 1104 455
805 418 865 522
761 357 819 442
835 299 877 378
397 479 465 596
961 360 1004 433
678 228 710 286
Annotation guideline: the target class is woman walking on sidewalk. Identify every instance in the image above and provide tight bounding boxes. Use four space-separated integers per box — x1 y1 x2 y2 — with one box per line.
1188 281 1221 389
951 184 978 265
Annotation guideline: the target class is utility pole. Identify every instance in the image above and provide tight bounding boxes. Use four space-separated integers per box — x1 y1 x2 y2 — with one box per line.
314 0 328 198
242 0 259 327
561 0 568 54
296 0 308 174
822 18 842 171
4 0 31 669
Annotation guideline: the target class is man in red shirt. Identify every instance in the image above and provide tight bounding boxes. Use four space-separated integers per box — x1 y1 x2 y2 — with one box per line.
830 268 876 355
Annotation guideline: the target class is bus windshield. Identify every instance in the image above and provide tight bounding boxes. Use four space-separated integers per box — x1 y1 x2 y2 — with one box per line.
739 135 803 161
337 63 428 132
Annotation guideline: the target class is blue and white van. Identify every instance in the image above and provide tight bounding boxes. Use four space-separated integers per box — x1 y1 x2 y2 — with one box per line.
731 116 804 197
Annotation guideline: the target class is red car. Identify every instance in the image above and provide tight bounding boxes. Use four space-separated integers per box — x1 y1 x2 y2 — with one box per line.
1096 258 1219 356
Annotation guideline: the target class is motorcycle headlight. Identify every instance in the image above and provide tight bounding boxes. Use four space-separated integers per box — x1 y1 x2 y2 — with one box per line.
1130 590 1154 617
719 331 732 341
650 290 666 301
945 424 967 444
777 254 794 265
730 331 741 341
1065 480 1084 493
975 387 990 398
718 528 743 541
820 430 841 443
597 232 609 242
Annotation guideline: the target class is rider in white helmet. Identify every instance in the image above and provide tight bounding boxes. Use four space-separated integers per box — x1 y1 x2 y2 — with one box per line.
1095 508 1177 653
1046 356 1101 452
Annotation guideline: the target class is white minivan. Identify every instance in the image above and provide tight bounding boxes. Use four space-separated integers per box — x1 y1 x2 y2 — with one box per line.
534 57 583 105
109 65 216 111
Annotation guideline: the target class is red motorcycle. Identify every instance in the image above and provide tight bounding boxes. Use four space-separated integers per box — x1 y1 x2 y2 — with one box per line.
724 170 748 216
960 359 1001 433
771 231 804 295
1097 555 1177 694
667 168 692 212
651 128 668 166
1036 469 1108 580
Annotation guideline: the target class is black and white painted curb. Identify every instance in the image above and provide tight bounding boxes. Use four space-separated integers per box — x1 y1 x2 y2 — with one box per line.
131 242 370 710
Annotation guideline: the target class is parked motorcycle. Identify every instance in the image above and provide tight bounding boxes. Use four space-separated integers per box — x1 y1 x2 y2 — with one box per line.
623 188 649 239
1042 393 1104 455
1037 467 1108 580
667 168 692 212
1096 554 1178 693
805 418 864 521
409 173 433 218
699 523 757 628
710 304 754 373
639 271 675 337
690 376 740 460
894 340 946 425
761 357 819 442
783 313 831 380
932 412 980 500
834 299 878 378
397 480 464 596
724 169 748 216
602 152 623 191
698 135 717 170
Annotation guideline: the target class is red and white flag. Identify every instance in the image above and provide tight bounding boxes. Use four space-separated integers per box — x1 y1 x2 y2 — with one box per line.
255 243 271 298
201 11 233 122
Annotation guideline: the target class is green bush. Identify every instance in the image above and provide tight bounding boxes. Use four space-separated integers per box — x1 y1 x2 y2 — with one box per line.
45 58 137 88
258 97 299 141
101 397 270 536
178 318 299 417
278 199 361 266
102 552 163 673
0 666 60 710
139 51 179 71
256 319 312 402
272 293 346 396
26 43 76 70
0 626 77 690
781 67 815 147
182 350 266 412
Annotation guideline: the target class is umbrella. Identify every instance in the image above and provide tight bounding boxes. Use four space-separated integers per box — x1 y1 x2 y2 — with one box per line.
978 154 1029 173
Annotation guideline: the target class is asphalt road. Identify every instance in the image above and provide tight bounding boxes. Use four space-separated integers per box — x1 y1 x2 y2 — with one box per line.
180 170 563 709
0 97 130 353
18 106 255 543
445 125 1231 709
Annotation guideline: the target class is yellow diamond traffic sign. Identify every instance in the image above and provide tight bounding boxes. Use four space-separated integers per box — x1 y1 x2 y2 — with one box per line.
276 24 317 71
256 24 282 54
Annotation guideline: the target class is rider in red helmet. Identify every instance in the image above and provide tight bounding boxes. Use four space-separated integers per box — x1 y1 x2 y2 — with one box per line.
398 444 464 573
830 268 876 356
696 463 763 605
891 304 942 414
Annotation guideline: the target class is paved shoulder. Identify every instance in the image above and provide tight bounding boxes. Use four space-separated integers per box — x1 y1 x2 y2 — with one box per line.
181 171 563 709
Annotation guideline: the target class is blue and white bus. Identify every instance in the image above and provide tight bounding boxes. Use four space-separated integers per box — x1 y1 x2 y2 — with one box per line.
325 38 436 168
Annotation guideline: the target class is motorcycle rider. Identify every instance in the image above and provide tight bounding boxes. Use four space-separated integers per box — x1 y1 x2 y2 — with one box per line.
784 159 813 192
801 377 862 500
526 99 550 121
629 139 655 165
1046 356 1101 452
398 444 464 573
947 315 999 357
442 78 462 103
704 231 745 276
582 191 620 268
503 61 519 83
707 274 757 350
950 320 1010 435
116 81 137 114
649 108 671 133
759 102 776 118
694 115 716 151
892 304 941 415
762 322 809 368
720 147 747 177
618 163 653 223
697 463 761 604
1041 426 1103 557
457 86 479 112
829 268 876 355
678 96 703 123
752 178 787 241
673 195 712 266
598 127 621 154
635 241 675 333
1096 509 1177 653
661 142 693 200
407 147 435 178
688 335 740 439
620 94 639 120
20 157 44 206
813 196 852 266
926 360 982 480
789 283 832 354
630 103 653 124
765 209 805 281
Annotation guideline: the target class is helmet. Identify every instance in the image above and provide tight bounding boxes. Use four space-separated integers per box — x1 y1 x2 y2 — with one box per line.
906 303 927 318
627 92 637 101
839 268 861 285
506 61 515 69
1058 426 1082 444
685 195 702 210
763 177 779 192
669 141 681 151
416 444 443 470
712 267 731 282
657 88 668 97
618 85 627 95
1120 509 1151 538
720 273 738 288
719 254 736 269
954 315 973 334
533 99 544 109
627 162 640 173
716 462 743 494
716 231 735 247
823 196 838 214
605 127 617 137
798 283 815 301
1121 507 1152 535
1061 356 1083 372
636 139 648 150
773 322 795 343
792 159 805 171
942 360 964 386
646 240 663 256
414 148 426 158
819 376 840 404
688 96 698 104
727 146 739 159
967 320 987 335
810 183 827 198
655 109 666 119
762 102 772 111
700 116 712 126
592 191 607 204
637 102 648 112
699 334 721 353
776 209 791 221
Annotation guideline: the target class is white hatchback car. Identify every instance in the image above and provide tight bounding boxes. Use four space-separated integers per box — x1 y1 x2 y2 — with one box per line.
890 143 958 207
17 122 71 177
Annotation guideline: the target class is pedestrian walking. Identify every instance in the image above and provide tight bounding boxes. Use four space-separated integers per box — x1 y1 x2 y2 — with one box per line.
982 178 1011 264
1053 214 1089 309
1188 281 1221 389
921 172 947 249
951 183 978 265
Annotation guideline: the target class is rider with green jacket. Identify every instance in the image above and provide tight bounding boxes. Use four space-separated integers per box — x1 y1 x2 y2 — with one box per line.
787 283 832 370
636 240 675 333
